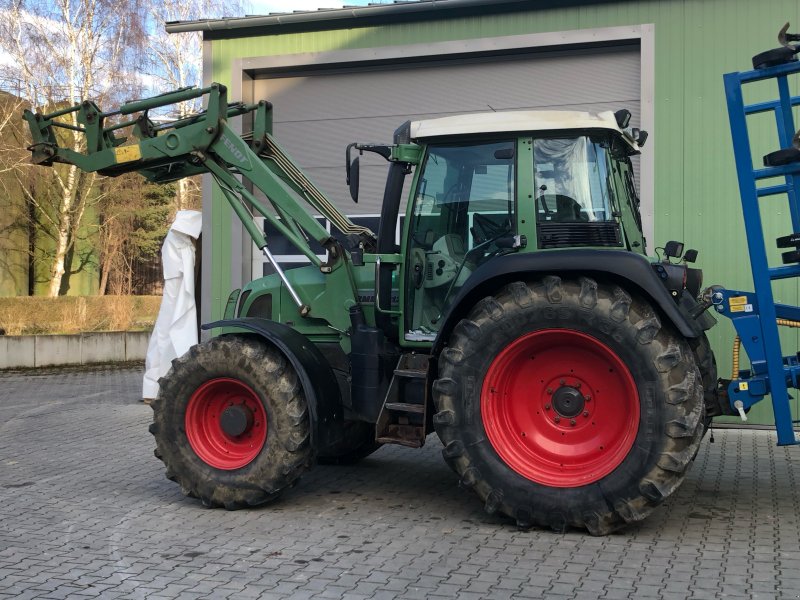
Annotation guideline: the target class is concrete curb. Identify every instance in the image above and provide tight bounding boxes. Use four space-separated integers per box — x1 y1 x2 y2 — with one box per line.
0 331 151 369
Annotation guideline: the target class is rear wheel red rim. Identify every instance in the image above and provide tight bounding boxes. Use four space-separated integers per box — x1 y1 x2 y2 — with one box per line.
481 329 640 487
185 378 267 470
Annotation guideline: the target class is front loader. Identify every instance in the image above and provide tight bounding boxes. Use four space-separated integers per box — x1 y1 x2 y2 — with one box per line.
25 81 721 534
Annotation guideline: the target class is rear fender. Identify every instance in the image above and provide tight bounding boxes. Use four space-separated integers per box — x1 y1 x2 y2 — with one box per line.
433 250 706 354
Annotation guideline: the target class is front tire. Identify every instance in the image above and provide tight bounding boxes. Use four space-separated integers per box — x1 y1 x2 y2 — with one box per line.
433 277 704 534
150 335 313 509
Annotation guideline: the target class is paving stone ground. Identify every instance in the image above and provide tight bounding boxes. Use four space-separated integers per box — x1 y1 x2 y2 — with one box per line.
1 366 800 599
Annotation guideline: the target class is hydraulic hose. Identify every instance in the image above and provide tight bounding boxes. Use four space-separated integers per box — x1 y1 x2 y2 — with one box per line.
260 135 375 240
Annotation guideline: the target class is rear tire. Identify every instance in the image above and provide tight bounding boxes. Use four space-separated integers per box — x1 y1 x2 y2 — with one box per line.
433 277 704 534
150 335 313 509
689 333 727 421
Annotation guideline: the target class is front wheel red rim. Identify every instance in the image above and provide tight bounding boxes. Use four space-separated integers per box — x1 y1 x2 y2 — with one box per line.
185 378 268 470
481 329 640 487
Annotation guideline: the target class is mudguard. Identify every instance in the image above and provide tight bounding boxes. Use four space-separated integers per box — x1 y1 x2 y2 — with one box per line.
433 249 705 353
202 317 344 451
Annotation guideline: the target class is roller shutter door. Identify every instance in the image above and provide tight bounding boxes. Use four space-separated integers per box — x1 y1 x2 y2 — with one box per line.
253 45 640 218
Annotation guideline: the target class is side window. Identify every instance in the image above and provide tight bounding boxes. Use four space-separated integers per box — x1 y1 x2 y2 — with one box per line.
411 152 450 245
534 137 614 223
405 140 515 340
470 163 512 201
533 134 632 250
415 152 448 209
468 163 514 247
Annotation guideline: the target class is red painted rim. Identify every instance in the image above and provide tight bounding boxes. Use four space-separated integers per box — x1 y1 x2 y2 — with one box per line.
481 329 640 487
185 378 267 470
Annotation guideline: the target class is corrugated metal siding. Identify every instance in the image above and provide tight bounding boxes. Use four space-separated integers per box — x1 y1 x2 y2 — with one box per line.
208 0 800 424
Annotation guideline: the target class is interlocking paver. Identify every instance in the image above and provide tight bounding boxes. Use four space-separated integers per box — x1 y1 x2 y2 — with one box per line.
2 366 800 599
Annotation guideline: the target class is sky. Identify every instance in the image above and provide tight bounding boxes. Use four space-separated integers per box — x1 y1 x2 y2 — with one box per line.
247 0 386 14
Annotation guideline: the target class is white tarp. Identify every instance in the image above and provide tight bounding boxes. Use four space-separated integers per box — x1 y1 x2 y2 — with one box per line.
142 210 202 400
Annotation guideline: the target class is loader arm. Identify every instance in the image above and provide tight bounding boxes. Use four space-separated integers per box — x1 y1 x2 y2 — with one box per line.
23 83 375 320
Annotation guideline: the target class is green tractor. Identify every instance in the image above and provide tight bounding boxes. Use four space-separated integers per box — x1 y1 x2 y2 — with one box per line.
25 84 721 534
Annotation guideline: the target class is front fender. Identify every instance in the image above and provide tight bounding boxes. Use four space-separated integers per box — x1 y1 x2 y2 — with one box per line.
203 317 343 451
433 249 706 353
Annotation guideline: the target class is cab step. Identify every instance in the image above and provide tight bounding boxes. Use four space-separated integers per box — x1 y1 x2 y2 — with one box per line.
393 368 427 379
375 354 431 448
384 402 425 413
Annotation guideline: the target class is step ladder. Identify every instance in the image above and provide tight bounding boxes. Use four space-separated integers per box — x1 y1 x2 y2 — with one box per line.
375 353 430 447
719 44 800 446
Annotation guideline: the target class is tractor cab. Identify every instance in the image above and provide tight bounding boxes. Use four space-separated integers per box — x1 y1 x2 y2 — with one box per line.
400 109 648 341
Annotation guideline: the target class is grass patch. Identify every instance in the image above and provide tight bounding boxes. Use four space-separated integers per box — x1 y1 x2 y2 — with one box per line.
0 296 160 335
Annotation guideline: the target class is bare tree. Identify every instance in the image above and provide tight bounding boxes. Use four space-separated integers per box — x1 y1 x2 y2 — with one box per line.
0 91 30 295
144 0 245 211
0 0 146 296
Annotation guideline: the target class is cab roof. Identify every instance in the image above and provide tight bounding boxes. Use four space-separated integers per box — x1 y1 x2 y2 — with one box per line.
409 109 639 151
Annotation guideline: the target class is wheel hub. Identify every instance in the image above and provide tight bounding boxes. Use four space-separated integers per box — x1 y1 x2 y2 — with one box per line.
551 386 585 418
184 377 268 470
220 404 254 437
481 329 640 487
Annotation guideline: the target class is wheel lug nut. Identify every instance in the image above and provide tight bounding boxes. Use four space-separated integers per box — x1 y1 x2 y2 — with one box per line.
559 379 565 385
575 382 581 389
545 404 551 410
585 395 591 402
546 388 553 395
583 411 589 417
570 419 576 426
554 416 561 423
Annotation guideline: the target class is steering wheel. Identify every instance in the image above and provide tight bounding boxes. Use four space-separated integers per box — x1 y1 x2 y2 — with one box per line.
471 213 512 245
430 228 518 326
467 227 515 265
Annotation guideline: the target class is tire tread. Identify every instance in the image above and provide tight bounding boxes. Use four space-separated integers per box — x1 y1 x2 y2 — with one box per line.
432 277 705 535
150 335 312 509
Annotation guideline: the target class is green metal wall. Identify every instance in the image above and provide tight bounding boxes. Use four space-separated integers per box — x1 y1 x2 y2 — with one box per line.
207 0 800 424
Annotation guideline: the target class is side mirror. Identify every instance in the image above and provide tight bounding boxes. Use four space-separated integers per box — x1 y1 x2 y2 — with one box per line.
349 156 360 203
345 142 359 203
614 109 631 129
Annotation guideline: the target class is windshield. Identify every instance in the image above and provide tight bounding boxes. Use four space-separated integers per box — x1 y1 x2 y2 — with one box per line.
534 136 615 223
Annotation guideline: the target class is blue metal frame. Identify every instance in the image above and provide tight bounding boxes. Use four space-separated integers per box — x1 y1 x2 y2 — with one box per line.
722 59 800 446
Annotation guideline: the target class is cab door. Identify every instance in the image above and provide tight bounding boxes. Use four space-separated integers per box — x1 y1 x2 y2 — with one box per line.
401 139 517 343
